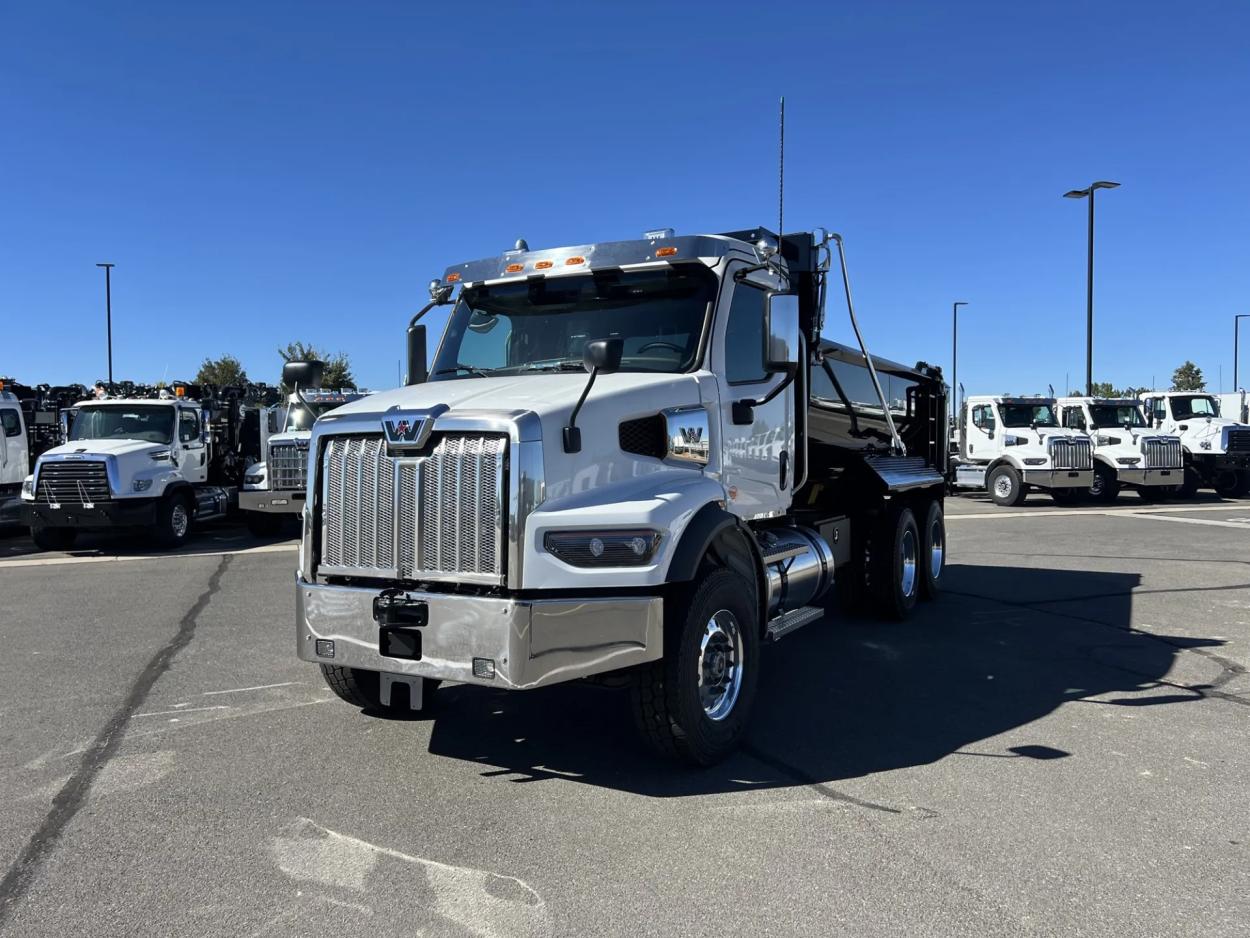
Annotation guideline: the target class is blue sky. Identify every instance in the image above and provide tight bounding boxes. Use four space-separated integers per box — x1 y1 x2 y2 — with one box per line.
3 1 1248 395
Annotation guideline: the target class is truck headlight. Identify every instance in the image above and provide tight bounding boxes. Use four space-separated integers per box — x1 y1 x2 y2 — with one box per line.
133 479 153 492
245 474 264 485
21 477 35 500
1023 458 1047 466
544 529 661 567
1116 457 1141 466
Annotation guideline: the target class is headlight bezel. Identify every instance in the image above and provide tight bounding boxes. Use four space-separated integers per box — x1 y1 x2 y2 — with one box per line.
543 529 662 567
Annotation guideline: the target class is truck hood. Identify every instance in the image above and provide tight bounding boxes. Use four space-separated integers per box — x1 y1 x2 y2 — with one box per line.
41 438 167 460
266 430 311 445
321 372 707 502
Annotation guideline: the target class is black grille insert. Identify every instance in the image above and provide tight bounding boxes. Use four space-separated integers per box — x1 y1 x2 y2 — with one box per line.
619 415 667 459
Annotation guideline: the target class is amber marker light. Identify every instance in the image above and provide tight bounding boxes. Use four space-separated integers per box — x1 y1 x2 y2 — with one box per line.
656 246 678 257
565 256 586 266
505 263 524 273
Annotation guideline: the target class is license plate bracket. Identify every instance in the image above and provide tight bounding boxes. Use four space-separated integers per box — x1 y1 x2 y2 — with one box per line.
379 626 422 661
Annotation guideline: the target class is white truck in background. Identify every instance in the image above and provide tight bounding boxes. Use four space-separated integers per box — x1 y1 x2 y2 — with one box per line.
1139 391 1250 496
240 362 366 536
1054 397 1184 501
22 385 248 550
1216 392 1248 425
950 395 1093 506
0 387 31 527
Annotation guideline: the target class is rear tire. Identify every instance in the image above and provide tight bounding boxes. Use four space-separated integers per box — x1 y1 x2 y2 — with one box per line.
245 511 284 537
31 525 77 551
1089 463 1120 503
631 568 759 765
869 505 921 620
153 493 193 548
919 500 945 600
988 465 1027 507
1213 469 1241 498
1179 466 1201 498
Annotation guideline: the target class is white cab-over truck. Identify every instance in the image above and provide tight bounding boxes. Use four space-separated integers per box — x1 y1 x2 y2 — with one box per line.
296 227 949 764
240 365 365 536
1139 391 1250 496
1054 397 1184 501
22 387 246 550
0 388 30 526
950 396 1093 506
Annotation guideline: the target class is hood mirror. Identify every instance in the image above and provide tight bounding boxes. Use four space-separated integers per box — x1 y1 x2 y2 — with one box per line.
564 338 624 453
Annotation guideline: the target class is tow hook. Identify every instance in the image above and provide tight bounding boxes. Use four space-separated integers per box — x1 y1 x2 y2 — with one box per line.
373 588 428 661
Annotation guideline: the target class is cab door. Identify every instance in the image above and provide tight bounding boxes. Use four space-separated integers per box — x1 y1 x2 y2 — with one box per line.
0 405 27 486
714 264 794 520
964 403 997 458
177 407 208 484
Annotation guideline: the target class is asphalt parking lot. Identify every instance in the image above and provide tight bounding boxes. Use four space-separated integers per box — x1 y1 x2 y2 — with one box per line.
0 494 1248 937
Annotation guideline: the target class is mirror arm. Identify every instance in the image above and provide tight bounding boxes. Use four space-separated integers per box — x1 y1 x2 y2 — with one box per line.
733 368 796 426
563 369 600 453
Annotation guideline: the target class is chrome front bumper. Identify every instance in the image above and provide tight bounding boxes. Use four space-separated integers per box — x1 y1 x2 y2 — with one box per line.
1023 468 1092 489
1115 467 1181 487
239 490 303 514
296 577 663 689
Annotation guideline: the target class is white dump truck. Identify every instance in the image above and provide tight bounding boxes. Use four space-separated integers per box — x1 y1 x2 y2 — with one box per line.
22 385 248 550
1139 391 1250 496
240 362 365 536
950 396 1094 506
295 226 950 764
1054 397 1184 501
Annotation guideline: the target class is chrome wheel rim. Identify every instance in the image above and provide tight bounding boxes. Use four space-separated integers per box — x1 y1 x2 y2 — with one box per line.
698 610 743 722
993 475 1012 499
900 528 918 598
928 518 944 581
171 503 189 539
1090 473 1104 496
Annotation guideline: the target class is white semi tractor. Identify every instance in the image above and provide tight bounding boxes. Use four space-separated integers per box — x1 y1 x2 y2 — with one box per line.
240 362 365 536
295 226 950 764
1054 397 1184 501
22 385 247 550
1139 391 1250 496
950 395 1093 506
0 387 31 527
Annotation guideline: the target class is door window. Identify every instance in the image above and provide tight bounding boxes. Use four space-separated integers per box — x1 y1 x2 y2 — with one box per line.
724 285 768 385
179 410 201 444
1063 408 1086 431
971 405 995 432
0 409 20 437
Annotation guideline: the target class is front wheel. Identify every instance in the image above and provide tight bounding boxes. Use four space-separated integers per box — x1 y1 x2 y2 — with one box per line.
31 524 77 551
153 493 193 548
1178 466 1201 498
631 569 759 765
1213 469 1241 498
987 465 1027 507
1089 463 1120 503
1050 488 1082 506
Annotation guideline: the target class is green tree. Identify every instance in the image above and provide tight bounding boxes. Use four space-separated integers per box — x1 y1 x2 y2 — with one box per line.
195 354 249 387
278 342 356 390
1171 361 1205 391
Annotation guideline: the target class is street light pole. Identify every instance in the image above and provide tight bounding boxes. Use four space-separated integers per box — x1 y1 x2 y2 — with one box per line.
1063 181 1120 396
96 263 115 386
1236 314 1250 391
951 301 968 423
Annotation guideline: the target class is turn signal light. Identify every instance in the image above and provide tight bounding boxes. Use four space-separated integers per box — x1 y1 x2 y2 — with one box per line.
473 658 496 680
656 246 678 257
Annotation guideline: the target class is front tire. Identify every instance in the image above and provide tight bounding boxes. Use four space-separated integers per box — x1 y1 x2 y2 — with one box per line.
1089 463 1120 503
1179 466 1201 498
320 665 438 713
1050 488 1082 506
153 493 193 548
919 500 945 600
1213 469 1241 498
31 524 77 551
988 465 1027 507
631 569 759 765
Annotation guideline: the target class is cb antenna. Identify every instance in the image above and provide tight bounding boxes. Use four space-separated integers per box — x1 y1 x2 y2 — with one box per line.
777 96 785 239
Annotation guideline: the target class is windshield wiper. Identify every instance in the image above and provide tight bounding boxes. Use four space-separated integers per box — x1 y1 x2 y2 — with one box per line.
520 360 586 373
433 364 497 378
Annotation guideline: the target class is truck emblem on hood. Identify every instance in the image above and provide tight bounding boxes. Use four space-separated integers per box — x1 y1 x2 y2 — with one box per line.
382 410 440 449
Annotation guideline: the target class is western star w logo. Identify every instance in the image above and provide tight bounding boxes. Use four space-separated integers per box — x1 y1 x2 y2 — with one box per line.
382 412 434 448
680 426 703 445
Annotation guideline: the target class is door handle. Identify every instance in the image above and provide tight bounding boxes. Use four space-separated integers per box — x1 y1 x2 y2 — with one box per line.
779 450 789 489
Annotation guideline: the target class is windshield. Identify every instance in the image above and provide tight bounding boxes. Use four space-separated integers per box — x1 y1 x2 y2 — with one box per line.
69 404 174 444
999 403 1058 428
1090 404 1146 428
1171 395 1219 419
430 266 715 378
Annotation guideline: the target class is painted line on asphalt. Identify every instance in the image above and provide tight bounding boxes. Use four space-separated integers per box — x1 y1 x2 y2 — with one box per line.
1115 513 1250 530
0 541 297 570
947 503 1250 521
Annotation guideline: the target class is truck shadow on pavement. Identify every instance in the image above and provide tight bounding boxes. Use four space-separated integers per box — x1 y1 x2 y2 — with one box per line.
422 563 1229 795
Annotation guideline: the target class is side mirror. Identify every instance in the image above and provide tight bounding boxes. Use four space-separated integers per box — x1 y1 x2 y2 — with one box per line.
764 293 800 374
583 337 623 374
406 323 428 385
282 360 325 390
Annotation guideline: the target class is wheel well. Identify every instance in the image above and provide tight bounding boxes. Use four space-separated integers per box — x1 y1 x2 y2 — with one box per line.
163 482 194 505
986 457 1018 477
666 502 766 636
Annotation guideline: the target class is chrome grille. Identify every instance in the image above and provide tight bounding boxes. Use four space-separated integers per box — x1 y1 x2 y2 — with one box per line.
1228 429 1250 455
35 460 111 504
1143 437 1183 469
320 433 506 583
1048 437 1093 470
268 441 309 490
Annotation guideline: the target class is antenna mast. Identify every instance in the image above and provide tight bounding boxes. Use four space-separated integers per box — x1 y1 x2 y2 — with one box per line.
778 96 785 238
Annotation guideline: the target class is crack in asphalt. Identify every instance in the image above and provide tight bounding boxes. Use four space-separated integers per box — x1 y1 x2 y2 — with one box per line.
741 744 913 816
0 554 232 928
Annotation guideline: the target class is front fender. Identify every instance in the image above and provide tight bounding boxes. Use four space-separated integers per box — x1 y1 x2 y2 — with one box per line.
521 471 726 591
